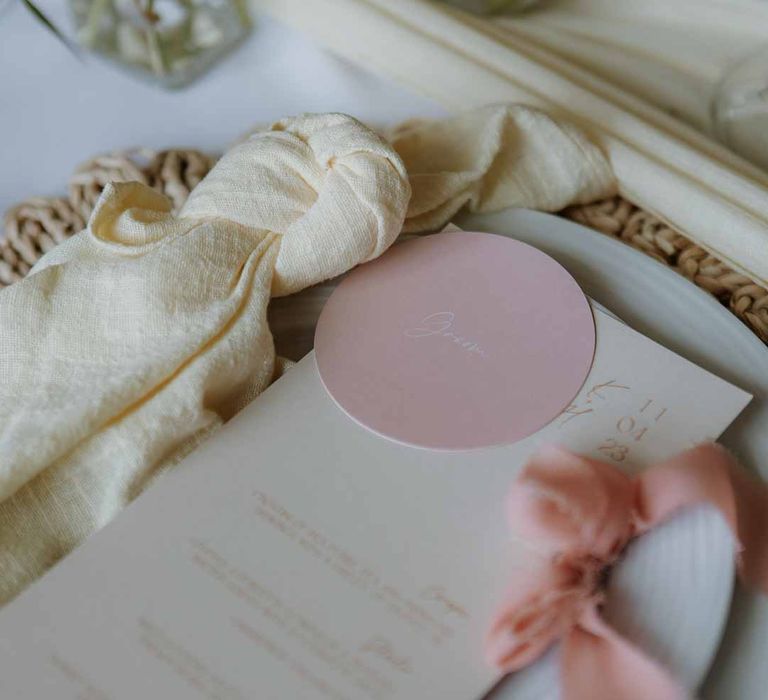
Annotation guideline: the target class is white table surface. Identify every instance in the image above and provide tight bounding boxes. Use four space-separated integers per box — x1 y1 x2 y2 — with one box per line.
0 1 446 214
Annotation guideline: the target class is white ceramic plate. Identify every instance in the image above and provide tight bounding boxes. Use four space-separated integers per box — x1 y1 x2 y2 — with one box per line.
458 209 768 700
268 209 766 698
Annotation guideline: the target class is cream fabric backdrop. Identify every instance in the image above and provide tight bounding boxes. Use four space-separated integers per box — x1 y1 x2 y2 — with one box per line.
256 0 768 288
0 106 614 604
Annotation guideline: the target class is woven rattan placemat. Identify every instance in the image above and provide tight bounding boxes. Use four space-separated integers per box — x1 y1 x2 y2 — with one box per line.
3 149 767 344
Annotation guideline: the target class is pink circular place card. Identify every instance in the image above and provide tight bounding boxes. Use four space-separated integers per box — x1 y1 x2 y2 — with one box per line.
314 231 596 450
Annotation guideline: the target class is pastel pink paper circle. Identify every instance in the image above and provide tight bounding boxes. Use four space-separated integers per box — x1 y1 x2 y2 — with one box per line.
314 231 596 450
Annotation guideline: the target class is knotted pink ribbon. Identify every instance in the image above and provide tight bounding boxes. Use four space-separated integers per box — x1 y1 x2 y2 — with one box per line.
487 443 768 700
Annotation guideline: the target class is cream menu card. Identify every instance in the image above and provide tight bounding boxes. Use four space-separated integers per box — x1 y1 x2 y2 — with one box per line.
0 308 751 699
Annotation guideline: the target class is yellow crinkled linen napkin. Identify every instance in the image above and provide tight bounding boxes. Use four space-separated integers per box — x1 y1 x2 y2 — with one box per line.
0 106 614 605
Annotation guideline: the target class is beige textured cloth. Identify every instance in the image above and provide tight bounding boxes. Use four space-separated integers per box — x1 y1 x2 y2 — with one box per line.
389 105 615 231
0 106 614 604
256 0 768 288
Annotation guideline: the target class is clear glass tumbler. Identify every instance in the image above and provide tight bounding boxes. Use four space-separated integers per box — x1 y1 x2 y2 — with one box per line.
712 45 768 171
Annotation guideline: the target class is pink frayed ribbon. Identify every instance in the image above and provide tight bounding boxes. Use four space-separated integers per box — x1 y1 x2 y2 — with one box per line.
487 443 768 700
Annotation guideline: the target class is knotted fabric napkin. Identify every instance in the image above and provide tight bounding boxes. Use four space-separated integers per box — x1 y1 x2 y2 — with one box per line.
487 443 768 700
0 106 614 604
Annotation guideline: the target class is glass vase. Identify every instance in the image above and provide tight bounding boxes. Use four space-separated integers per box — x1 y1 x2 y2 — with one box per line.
439 0 540 15
70 0 252 89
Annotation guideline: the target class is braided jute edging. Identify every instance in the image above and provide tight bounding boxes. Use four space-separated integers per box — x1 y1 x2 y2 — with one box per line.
2 149 767 344
1 149 214 287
